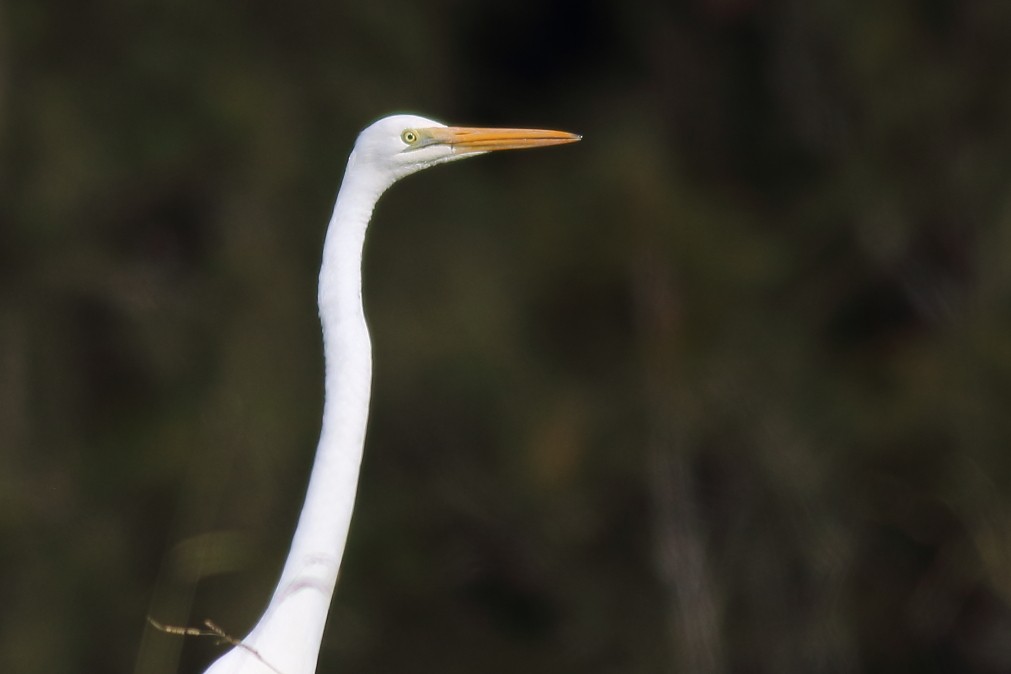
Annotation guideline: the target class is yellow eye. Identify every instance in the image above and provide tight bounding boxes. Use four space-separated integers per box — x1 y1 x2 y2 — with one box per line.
401 129 419 145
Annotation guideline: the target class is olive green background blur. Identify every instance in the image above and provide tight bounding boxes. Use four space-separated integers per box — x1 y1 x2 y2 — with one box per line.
4 1 1011 672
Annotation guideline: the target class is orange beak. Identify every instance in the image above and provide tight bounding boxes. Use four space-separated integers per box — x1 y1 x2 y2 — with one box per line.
424 126 582 154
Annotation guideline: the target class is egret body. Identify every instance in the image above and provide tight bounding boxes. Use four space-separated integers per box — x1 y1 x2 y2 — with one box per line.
202 115 579 674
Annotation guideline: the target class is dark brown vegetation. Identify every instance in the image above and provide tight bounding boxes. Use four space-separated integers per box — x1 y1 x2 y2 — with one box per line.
3 1 1011 672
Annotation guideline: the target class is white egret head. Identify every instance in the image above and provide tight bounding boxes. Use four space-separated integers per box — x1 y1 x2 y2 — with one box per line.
350 114 581 185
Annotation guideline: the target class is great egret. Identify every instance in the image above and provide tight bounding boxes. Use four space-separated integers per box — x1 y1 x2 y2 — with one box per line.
201 115 580 674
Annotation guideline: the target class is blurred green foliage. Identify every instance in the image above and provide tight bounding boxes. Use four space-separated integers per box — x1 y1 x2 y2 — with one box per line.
3 1 1011 672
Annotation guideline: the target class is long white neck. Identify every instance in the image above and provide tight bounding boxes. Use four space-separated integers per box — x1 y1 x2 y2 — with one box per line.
203 153 389 674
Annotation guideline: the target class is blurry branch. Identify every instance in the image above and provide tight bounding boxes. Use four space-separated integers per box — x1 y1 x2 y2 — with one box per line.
632 247 725 674
649 436 725 674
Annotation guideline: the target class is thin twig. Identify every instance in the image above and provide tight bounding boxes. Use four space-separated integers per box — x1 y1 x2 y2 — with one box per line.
147 617 284 674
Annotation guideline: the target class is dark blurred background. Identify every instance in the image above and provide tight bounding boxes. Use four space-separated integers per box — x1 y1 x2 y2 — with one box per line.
4 1 1011 672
